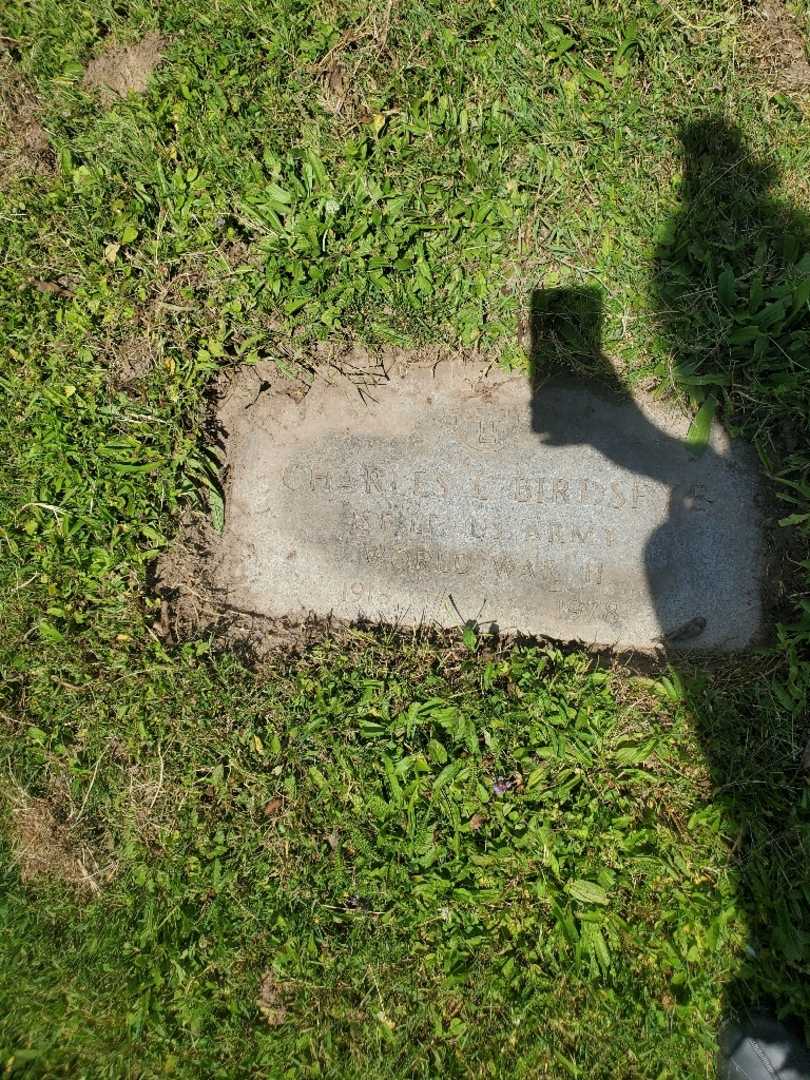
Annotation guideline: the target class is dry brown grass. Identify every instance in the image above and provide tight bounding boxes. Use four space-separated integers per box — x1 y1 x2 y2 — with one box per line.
81 32 165 101
107 333 155 390
3 745 179 893
6 790 111 895
0 55 53 189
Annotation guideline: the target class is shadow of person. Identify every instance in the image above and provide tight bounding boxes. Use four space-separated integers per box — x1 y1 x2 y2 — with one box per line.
528 116 810 1064
649 117 810 1054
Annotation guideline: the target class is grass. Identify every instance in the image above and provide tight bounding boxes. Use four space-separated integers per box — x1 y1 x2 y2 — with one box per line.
0 640 759 1077
1 0 810 1076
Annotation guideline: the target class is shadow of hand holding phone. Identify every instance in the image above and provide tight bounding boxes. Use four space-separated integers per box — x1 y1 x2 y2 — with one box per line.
528 286 734 649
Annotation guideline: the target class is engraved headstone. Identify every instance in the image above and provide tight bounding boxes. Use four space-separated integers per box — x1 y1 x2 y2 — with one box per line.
214 362 762 650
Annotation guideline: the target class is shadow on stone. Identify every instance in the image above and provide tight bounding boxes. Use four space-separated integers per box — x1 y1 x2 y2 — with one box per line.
528 285 761 650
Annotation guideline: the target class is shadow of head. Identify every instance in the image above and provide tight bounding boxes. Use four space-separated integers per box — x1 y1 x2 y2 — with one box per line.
528 285 627 447
652 118 787 321
675 116 776 213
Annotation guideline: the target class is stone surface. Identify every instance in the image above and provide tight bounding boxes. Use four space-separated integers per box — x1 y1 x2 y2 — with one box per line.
214 361 763 650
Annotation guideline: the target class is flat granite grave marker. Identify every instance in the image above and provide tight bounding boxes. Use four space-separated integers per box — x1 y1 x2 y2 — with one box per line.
213 362 763 650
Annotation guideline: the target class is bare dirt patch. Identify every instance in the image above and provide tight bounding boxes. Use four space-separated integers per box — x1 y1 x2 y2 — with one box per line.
82 31 165 101
257 972 291 1027
748 0 810 91
7 792 112 895
109 333 154 390
313 4 396 128
0 56 53 187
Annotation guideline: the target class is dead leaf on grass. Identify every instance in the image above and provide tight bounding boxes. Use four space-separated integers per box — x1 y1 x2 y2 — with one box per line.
321 61 348 114
31 279 74 298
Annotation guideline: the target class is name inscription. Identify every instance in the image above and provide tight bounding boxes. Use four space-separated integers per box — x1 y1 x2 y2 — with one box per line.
282 462 654 512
